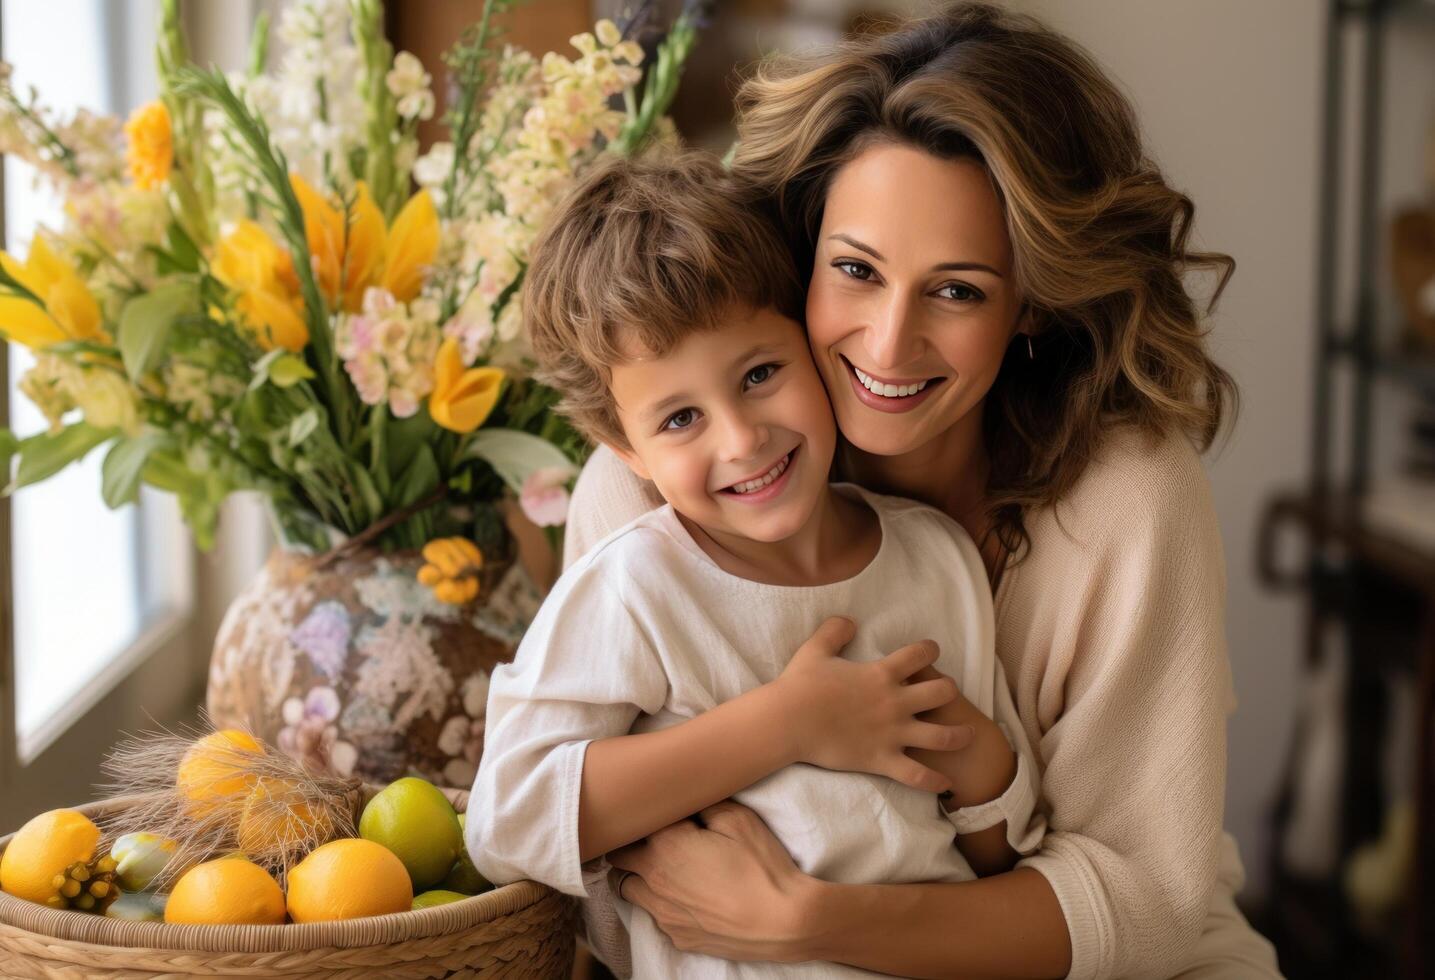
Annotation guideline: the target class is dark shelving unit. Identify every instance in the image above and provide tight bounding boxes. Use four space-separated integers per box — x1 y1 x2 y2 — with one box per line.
1257 1 1435 977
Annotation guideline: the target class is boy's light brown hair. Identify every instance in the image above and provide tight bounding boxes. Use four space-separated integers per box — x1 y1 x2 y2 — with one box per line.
523 150 805 447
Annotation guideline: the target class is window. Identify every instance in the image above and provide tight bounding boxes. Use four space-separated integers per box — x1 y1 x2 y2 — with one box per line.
3 0 193 763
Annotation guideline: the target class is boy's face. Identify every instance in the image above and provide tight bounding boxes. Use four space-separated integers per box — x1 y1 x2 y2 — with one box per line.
608 306 837 545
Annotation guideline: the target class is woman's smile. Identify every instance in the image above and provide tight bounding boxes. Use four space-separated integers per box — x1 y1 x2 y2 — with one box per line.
840 356 947 414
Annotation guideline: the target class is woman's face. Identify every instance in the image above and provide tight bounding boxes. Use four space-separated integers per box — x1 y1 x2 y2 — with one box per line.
806 142 1026 459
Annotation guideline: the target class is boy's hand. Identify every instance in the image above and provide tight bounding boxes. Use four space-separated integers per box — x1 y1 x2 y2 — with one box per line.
906 664 1017 808
773 617 975 794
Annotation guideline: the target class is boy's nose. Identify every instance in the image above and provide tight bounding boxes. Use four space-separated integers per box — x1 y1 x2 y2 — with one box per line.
716 411 769 463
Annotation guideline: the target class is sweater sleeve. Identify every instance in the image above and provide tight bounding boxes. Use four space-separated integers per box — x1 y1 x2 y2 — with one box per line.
563 445 665 570
1006 433 1234 980
466 546 669 897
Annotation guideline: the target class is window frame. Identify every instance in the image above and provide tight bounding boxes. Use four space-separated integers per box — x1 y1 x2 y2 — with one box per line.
0 0 198 782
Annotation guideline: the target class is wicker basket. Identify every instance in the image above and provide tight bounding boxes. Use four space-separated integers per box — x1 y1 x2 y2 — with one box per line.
0 786 577 978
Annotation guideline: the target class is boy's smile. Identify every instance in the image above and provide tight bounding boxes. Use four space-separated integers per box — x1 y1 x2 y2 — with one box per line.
608 306 838 558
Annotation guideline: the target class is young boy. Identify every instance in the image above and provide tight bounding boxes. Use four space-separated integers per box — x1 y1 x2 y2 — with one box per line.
467 152 1044 979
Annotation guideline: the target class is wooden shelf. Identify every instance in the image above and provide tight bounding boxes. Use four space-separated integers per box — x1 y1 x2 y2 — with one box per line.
1261 491 1435 599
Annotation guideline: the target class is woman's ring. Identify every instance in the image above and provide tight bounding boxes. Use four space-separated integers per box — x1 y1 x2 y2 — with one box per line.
615 870 636 902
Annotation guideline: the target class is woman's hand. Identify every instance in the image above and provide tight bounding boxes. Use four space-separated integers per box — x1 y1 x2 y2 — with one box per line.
607 800 822 963
774 617 975 793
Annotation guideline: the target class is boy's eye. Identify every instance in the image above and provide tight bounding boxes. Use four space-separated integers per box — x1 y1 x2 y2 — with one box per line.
937 282 984 302
744 363 779 387
662 408 697 431
834 260 874 281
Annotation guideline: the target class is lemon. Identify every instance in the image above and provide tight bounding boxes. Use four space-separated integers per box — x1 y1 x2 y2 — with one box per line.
412 889 468 910
177 730 265 818
286 838 412 923
0 809 99 904
237 777 335 855
358 777 461 890
164 857 286 925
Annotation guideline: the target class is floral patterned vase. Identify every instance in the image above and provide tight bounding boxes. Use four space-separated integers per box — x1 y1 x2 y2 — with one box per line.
205 546 543 788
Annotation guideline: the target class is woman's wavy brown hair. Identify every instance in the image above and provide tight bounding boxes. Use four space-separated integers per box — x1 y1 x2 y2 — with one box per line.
730 2 1237 558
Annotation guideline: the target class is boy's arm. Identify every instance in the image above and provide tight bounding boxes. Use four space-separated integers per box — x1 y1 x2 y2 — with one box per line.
579 681 799 861
905 665 1040 877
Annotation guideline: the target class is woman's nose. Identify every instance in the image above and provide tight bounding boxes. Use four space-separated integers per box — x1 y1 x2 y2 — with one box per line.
863 292 922 370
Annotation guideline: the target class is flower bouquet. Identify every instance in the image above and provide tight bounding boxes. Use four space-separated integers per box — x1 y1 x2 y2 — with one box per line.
0 0 699 561
0 0 705 786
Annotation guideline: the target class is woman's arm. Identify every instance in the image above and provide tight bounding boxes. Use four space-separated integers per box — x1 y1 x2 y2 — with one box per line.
609 801 1071 979
802 868 1070 979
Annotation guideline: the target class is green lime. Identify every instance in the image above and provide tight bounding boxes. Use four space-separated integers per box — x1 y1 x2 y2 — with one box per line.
441 849 491 895
359 778 462 891
412 889 469 910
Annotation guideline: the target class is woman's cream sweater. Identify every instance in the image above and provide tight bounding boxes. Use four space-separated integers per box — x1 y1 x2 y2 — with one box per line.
561 428 1280 979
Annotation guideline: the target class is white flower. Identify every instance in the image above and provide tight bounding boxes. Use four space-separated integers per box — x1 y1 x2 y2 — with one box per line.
413 141 454 188
397 89 435 121
386 51 431 99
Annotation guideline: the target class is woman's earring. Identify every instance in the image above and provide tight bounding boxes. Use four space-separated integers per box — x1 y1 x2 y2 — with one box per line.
1026 334 1034 360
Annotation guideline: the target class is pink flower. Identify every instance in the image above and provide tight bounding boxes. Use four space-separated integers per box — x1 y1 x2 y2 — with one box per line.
519 466 573 527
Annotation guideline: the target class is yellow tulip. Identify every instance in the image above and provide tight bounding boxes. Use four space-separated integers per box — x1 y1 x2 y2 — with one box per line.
0 236 104 349
212 221 308 352
290 175 438 312
123 100 172 190
236 288 308 353
290 174 346 307
428 337 504 433
381 189 439 303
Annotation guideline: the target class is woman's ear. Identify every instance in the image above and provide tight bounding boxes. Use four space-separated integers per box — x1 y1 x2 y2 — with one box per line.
605 441 653 482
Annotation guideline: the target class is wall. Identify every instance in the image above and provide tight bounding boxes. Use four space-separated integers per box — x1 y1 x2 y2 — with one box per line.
1007 0 1326 899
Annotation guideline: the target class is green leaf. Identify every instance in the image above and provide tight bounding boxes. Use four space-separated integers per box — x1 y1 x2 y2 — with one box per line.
249 348 316 390
270 354 315 388
288 408 319 447
101 430 171 508
0 429 19 484
394 443 440 508
463 428 576 495
118 281 196 381
11 423 112 491
140 449 200 495
385 410 437 478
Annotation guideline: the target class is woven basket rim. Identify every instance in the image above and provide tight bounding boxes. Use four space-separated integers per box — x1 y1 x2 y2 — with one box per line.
0 784 560 954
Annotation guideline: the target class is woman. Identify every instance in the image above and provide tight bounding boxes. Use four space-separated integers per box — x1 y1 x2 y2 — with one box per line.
561 4 1283 977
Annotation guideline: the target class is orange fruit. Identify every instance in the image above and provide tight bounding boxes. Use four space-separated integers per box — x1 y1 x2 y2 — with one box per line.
286 838 412 923
237 777 336 855
0 809 99 904
176 730 265 818
164 857 286 925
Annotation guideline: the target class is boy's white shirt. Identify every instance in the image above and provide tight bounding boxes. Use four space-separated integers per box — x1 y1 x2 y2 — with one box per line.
467 485 1045 979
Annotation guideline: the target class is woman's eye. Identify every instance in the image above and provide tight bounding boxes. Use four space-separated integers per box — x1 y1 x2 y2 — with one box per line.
937 282 984 302
744 363 779 387
662 409 697 431
834 260 874 281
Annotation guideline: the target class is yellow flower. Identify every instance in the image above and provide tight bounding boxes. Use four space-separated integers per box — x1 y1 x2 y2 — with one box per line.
212 220 308 352
427 337 504 433
417 537 483 605
290 175 438 313
0 236 105 349
123 101 172 190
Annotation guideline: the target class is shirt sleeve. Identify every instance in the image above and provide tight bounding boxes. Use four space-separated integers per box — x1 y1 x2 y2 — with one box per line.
1006 434 1233 980
465 549 669 898
563 444 665 570
926 507 1047 857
